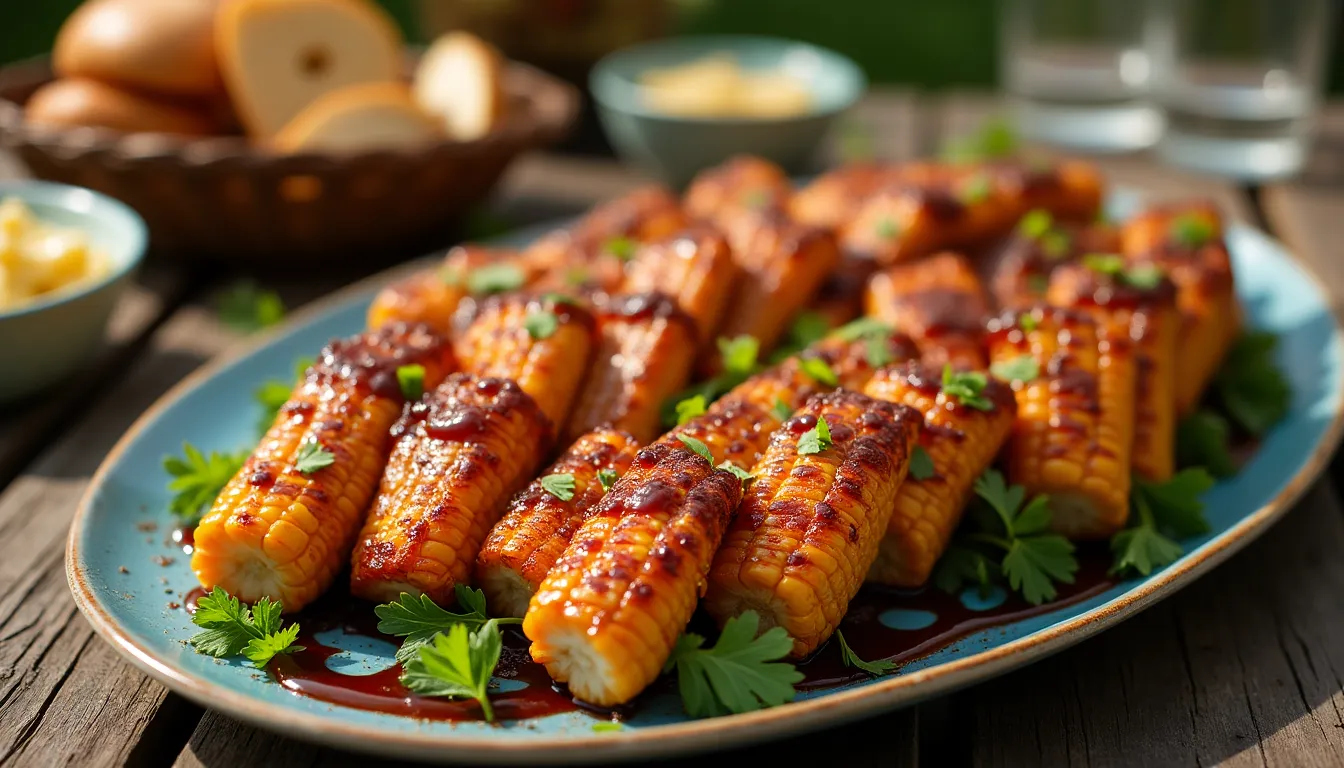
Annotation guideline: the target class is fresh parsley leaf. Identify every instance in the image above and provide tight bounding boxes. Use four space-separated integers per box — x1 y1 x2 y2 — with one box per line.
294 442 334 474
254 357 313 436
603 236 638 261
542 292 579 307
932 545 996 596
797 417 833 456
942 365 994 410
524 310 559 340
189 588 302 668
597 468 620 492
909 445 936 481
163 443 247 524
1110 524 1184 578
664 611 803 717
216 281 285 333
773 311 831 361
1019 313 1039 333
540 473 576 501
836 629 896 676
1019 209 1052 239
675 395 707 426
874 217 900 240
974 469 1026 533
375 586 519 664
831 316 893 342
771 399 794 421
1214 331 1291 436
717 461 753 488
397 364 426 400
1082 253 1126 275
465 264 526 295
1002 535 1077 605
1176 410 1237 477
799 356 838 387
1123 263 1165 290
1141 469 1215 537
959 174 992 204
1170 214 1215 248
678 434 714 464
1109 469 1214 577
941 117 1018 163
989 354 1039 384
866 336 894 368
718 335 760 377
401 620 504 721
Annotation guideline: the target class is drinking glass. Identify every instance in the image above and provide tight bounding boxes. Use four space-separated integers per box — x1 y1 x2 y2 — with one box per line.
1148 0 1334 179
1000 0 1164 152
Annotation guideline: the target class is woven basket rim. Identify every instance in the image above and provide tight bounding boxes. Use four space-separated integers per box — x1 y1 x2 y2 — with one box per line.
0 54 580 169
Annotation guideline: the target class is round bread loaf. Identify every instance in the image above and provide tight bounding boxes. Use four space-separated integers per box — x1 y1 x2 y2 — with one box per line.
25 78 218 135
53 0 222 98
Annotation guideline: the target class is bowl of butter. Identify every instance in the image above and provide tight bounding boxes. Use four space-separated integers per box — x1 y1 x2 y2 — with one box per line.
0 181 146 402
590 35 865 185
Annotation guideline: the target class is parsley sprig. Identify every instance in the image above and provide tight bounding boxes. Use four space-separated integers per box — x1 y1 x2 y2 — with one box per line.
664 611 803 717
1213 331 1291 436
254 356 313 435
771 311 831 362
539 473 576 501
941 117 1018 164
401 620 506 722
660 335 762 428
163 444 247 525
797 417 833 455
216 281 285 333
1109 469 1213 577
942 365 994 411
375 585 521 664
189 587 304 668
836 629 896 676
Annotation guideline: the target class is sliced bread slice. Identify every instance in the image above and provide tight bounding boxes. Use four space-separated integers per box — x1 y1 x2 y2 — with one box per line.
412 32 506 141
271 82 442 153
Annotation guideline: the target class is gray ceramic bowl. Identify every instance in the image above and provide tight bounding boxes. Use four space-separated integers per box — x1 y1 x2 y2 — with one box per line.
590 35 866 186
0 181 146 403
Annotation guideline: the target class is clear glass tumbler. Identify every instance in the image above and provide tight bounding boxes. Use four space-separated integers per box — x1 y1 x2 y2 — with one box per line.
1000 0 1164 152
1149 0 1334 180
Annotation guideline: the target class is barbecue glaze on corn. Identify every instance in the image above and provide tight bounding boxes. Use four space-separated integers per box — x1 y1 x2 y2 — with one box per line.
475 427 641 618
705 390 922 657
683 155 793 236
620 228 738 339
192 324 455 612
366 246 526 336
987 306 1136 539
862 362 1016 586
990 216 1122 308
1047 262 1180 481
349 374 552 604
865 252 990 370
524 443 742 707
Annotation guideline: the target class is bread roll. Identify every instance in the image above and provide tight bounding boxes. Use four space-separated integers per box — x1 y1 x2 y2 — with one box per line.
53 0 222 98
271 82 442 153
413 32 506 141
216 0 404 138
25 78 218 135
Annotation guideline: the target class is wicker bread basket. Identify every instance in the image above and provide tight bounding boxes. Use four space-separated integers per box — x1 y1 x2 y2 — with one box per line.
0 56 579 267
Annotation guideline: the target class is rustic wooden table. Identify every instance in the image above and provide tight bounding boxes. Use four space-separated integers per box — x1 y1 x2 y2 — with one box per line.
3 93 1344 768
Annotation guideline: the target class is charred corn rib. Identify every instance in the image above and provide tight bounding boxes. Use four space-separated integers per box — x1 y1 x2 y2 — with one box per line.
987 306 1136 539
570 185 689 250
997 159 1105 223
563 292 699 445
475 427 641 618
620 228 738 339
990 216 1122 309
789 163 893 230
192 324 456 612
524 443 743 707
862 362 1016 586
1120 201 1240 415
454 293 597 429
683 155 793 233
865 252 990 369
349 374 552 604
367 246 527 335
705 391 922 658
1048 262 1180 481
809 256 881 329
703 215 842 372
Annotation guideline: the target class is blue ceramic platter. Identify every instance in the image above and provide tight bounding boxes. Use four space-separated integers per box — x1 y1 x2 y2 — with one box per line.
67 192 1344 764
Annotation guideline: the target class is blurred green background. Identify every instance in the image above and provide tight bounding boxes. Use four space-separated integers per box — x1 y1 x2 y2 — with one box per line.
3 0 1340 91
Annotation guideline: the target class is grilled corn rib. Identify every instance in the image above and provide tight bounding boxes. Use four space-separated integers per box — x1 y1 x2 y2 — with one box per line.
987 306 1136 539
865 252 990 370
1120 201 1240 415
862 362 1016 586
1047 262 1180 481
809 256 881 329
475 427 641 618
454 293 597 429
620 228 738 339
366 245 526 335
563 293 700 445
191 324 455 612
570 185 690 251
990 215 1122 309
524 443 743 707
705 391 922 658
683 155 793 234
349 375 552 604
789 163 893 230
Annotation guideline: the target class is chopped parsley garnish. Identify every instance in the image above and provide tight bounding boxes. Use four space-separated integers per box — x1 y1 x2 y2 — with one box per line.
163 443 247 524
771 398 794 421
772 311 831 362
1081 253 1126 275
909 445 936 481
1109 469 1213 577
597 468 620 492
659 336 761 428
374 585 519 664
717 461 753 488
539 473 576 501
664 611 803 717
189 587 303 668
959 174 992 204
836 629 896 676
1176 410 1237 478
1019 313 1039 333
1170 214 1215 248
294 441 335 474
866 336 894 368
831 316 893 342
397 364 426 400
800 357 838 387
797 417 833 455
465 264 526 295
603 236 638 262
718 335 761 377
1213 331 1291 436
1018 209 1052 239
523 310 559 340
941 117 1018 164
254 356 314 435
678 435 714 464
874 217 900 240
675 394 707 426
400 620 506 721
989 354 1039 384
1122 263 1165 290
217 281 285 333
941 365 994 410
